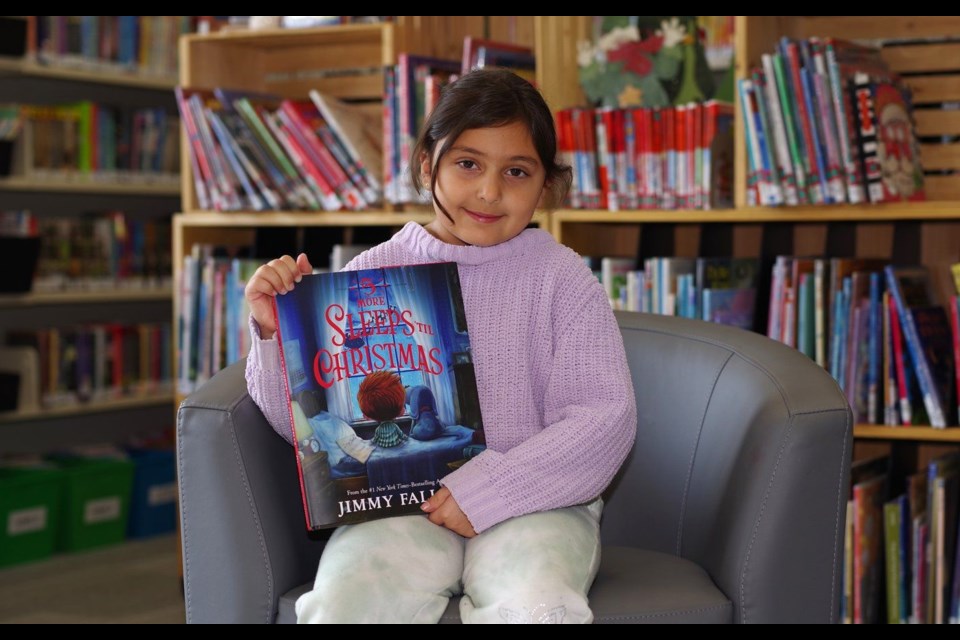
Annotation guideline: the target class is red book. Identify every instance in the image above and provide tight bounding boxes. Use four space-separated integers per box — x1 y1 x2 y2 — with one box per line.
889 293 912 426
278 100 366 210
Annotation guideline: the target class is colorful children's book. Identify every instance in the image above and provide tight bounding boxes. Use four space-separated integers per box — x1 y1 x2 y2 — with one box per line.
273 262 485 530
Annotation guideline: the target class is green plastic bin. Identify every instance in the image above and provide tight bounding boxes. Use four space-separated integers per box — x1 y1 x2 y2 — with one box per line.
55 456 135 552
0 466 63 567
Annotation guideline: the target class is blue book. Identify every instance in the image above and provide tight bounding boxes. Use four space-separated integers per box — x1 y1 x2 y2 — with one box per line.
274 263 485 530
884 265 953 427
867 272 881 424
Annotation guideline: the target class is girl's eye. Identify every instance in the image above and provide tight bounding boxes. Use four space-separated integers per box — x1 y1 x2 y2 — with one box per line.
505 167 528 178
456 160 477 170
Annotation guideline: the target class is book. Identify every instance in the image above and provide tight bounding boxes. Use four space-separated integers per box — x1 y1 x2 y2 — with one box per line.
885 265 955 428
461 36 535 76
872 81 925 202
849 455 890 624
308 90 384 197
273 262 486 530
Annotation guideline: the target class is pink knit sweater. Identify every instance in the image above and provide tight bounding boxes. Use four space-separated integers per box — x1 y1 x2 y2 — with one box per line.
245 222 637 533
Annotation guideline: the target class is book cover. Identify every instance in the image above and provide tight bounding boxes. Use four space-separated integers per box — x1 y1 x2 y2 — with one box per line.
461 36 534 76
871 81 925 202
273 263 485 530
850 455 890 624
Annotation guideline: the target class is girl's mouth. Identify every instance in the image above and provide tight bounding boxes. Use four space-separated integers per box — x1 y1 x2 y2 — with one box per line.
464 209 502 223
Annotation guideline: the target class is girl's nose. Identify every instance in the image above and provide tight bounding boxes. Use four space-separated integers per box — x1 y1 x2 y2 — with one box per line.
477 175 501 205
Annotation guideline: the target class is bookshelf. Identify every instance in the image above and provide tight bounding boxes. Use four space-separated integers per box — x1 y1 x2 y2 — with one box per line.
0 16 186 451
536 17 960 445
171 17 959 450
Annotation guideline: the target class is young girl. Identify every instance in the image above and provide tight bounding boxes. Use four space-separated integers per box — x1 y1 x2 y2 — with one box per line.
243 68 637 624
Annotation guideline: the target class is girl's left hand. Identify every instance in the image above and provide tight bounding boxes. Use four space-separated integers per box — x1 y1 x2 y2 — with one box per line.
421 487 477 538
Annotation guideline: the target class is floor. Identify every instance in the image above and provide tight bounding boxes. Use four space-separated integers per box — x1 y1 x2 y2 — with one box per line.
0 534 185 623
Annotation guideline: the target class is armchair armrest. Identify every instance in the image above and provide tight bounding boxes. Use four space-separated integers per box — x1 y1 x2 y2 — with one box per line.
177 360 327 623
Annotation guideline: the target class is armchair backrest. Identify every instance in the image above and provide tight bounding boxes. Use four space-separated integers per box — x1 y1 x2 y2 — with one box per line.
604 312 852 623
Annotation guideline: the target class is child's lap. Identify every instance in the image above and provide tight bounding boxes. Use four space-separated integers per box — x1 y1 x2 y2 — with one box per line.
314 499 603 593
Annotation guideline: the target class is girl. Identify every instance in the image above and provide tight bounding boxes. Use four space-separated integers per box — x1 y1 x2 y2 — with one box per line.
243 68 637 624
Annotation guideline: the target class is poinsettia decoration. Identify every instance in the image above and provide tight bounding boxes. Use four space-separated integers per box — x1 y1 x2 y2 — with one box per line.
577 16 715 108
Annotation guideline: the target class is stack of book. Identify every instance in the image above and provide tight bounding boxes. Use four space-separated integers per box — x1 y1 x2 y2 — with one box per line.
738 36 925 207
176 88 382 212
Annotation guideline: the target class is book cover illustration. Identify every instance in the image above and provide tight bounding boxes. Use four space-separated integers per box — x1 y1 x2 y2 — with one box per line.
872 81 925 202
273 262 485 530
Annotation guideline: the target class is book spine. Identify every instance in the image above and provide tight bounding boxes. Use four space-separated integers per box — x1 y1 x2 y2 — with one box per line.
623 108 639 210
751 68 787 206
867 272 881 424
206 108 265 211
188 95 241 210
885 266 947 427
889 293 912 426
882 291 898 425
266 111 338 211
277 102 365 210
812 67 848 204
824 39 866 204
772 53 809 205
594 107 614 211
851 73 885 203
783 39 824 204
884 499 901 624
799 66 832 204
308 89 382 192
174 90 213 210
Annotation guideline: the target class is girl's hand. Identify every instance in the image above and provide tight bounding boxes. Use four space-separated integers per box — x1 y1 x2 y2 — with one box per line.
421 487 477 538
244 253 313 340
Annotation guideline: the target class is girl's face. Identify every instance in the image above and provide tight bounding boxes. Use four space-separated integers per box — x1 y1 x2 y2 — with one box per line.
422 122 547 247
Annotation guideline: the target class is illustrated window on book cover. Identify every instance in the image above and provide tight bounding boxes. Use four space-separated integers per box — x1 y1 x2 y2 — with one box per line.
274 263 485 529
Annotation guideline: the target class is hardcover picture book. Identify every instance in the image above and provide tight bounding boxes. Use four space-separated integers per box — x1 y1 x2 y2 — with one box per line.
273 262 485 530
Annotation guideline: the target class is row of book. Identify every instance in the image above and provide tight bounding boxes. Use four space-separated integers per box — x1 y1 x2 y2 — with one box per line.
594 254 959 428
176 87 382 212
32 212 172 293
26 16 199 78
3 322 173 412
9 103 180 183
739 36 925 207
767 259 958 429
592 255 757 332
555 101 735 211
177 248 257 395
844 453 960 624
176 243 376 394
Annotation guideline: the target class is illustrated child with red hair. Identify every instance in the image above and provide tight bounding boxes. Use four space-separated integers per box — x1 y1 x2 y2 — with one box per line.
357 371 407 448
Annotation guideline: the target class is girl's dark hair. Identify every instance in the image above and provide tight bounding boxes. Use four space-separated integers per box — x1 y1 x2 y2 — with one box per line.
411 68 572 217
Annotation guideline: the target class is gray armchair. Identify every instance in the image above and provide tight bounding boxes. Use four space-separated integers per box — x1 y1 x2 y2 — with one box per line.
177 311 852 623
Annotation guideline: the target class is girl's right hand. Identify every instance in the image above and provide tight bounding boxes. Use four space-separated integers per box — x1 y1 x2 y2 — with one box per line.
244 253 313 340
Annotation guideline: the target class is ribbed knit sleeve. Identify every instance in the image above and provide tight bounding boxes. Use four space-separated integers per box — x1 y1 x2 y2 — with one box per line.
440 260 637 533
244 314 295 445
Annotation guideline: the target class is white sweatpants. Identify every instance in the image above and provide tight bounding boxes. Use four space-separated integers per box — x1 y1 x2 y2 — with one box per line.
295 499 603 624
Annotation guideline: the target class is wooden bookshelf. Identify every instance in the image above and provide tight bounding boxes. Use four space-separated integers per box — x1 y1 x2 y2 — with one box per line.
854 425 960 442
0 176 180 196
0 393 174 424
0 18 184 450
0 288 172 308
0 56 178 90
